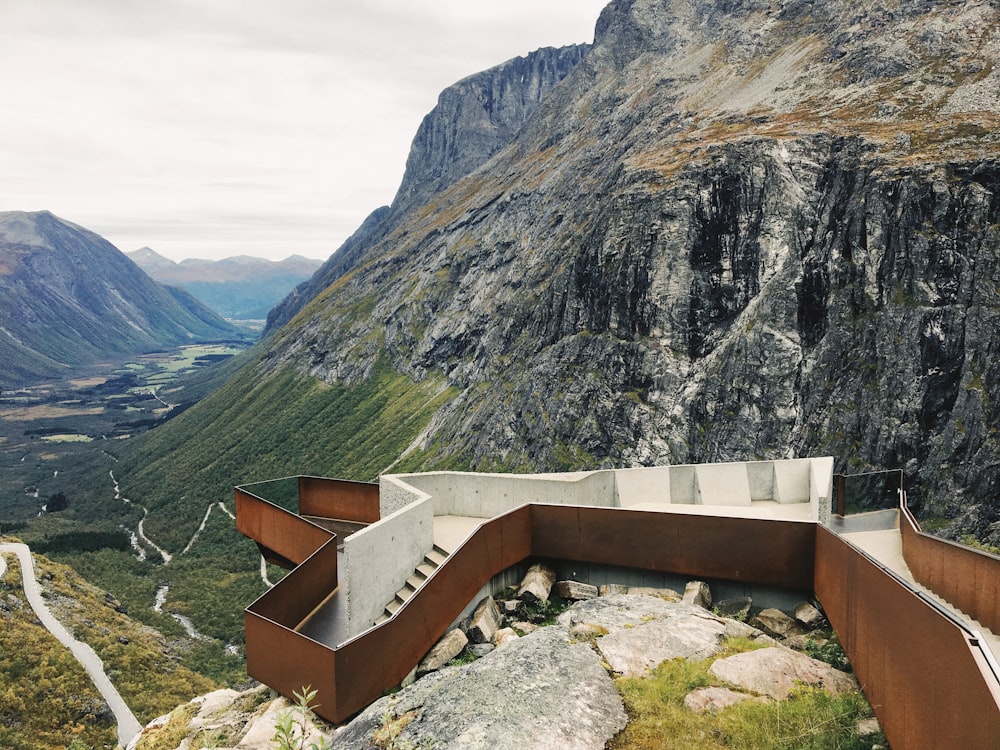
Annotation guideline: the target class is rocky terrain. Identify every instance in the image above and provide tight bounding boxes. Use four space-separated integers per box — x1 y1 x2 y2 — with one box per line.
0 211 240 387
117 0 1000 546
131 574 884 749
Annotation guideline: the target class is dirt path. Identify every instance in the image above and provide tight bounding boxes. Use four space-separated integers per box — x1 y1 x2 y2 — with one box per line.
0 542 142 748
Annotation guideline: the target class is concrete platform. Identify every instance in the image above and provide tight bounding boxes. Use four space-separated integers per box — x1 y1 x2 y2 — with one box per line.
433 515 483 553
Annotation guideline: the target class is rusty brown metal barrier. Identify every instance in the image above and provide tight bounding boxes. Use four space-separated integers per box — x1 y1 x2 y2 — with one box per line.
815 525 1000 748
235 486 335 568
900 500 1000 636
239 496 819 724
298 476 380 523
532 505 816 591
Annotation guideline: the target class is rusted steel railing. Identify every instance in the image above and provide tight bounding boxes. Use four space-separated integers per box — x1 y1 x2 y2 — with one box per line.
239 495 820 723
532 505 816 591
900 500 1000 637
235 485 335 569
298 476 380 523
815 525 1000 748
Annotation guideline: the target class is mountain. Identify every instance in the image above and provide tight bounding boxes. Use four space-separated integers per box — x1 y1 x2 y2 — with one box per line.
128 248 321 323
98 0 1000 652
0 211 241 387
265 43 591 334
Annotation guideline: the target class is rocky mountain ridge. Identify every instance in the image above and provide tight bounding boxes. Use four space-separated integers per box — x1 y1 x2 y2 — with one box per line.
264 43 590 334
127 247 321 324
0 211 240 387
246 0 1000 535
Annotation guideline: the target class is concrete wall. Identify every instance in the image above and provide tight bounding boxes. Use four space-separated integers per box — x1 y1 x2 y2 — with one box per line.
342 491 434 638
391 470 617 518
615 466 670 507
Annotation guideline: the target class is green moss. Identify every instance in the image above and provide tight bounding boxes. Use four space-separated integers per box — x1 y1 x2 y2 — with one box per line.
609 637 884 750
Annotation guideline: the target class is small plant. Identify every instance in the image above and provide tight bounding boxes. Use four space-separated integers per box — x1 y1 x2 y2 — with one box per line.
271 686 333 750
805 634 852 672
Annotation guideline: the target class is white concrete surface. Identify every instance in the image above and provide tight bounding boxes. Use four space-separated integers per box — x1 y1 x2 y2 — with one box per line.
695 462 752 506
0 543 142 748
342 495 434 637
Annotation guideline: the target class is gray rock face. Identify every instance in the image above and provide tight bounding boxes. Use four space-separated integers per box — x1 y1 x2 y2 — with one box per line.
334 627 628 750
709 646 860 699
256 0 1000 538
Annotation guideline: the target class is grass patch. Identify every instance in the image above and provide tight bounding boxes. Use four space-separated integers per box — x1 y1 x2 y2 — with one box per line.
609 638 885 750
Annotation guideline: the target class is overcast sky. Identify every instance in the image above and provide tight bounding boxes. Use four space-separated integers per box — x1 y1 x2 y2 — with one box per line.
0 0 608 262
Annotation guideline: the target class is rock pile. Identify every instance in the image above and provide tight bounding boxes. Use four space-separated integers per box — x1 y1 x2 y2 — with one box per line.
131 566 877 750
335 565 869 749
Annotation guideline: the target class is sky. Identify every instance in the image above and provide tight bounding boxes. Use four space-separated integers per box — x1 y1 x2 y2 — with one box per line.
0 0 609 263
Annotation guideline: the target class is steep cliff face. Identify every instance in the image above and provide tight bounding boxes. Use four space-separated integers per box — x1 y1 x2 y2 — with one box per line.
253 0 1000 535
264 45 589 335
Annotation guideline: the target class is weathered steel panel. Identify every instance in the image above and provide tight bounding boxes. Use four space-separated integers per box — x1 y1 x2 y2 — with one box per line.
531 505 815 590
299 476 380 523
816 526 1000 749
235 488 333 567
901 503 1000 636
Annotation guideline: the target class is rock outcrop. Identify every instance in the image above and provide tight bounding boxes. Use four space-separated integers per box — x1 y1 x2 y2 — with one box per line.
248 0 1000 538
131 586 873 750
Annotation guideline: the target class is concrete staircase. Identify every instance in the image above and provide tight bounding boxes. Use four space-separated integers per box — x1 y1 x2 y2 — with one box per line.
374 544 449 625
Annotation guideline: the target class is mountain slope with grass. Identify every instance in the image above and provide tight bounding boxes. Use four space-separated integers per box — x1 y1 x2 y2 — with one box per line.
72 0 1000 682
0 211 241 387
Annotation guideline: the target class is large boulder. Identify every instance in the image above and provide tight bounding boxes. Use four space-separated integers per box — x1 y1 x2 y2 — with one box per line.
709 646 860 700
334 627 627 750
467 596 504 644
517 563 557 604
417 628 468 675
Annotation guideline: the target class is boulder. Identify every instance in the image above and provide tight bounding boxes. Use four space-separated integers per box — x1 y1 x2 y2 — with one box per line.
417 628 468 675
511 620 540 635
684 687 767 713
682 581 712 609
517 563 556 604
467 596 503 644
469 643 495 658
492 627 519 648
596 611 730 677
335 627 627 750
794 600 826 628
502 598 524 618
714 597 752 621
598 583 630 597
749 608 806 639
555 580 599 600
709 646 860 700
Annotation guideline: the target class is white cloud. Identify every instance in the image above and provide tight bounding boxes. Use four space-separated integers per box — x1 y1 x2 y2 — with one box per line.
0 0 608 261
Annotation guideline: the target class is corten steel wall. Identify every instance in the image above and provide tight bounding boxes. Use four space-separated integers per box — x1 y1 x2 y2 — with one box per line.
815 526 1000 749
531 505 816 591
332 506 533 720
900 502 1000 636
298 476 380 523
235 487 334 567
240 500 821 723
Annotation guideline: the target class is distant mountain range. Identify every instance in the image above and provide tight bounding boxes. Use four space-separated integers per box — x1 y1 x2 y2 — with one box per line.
128 248 321 324
0 211 241 387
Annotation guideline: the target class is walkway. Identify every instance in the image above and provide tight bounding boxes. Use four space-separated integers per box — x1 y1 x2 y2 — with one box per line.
0 543 142 748
839 527 1000 663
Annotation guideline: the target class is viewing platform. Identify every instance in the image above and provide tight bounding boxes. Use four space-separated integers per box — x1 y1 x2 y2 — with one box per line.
236 460 1000 748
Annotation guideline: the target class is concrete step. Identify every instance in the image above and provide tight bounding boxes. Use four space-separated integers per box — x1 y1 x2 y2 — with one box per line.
374 545 451 626
426 548 448 566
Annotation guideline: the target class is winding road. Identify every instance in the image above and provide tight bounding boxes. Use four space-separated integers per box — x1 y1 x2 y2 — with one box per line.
0 543 142 748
